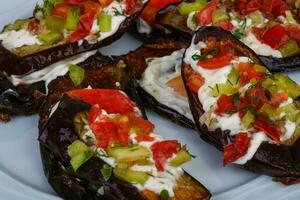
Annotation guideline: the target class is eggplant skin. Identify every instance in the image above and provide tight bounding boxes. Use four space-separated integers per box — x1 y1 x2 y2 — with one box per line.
0 1 146 76
156 4 300 73
124 39 195 129
0 71 45 120
182 27 300 184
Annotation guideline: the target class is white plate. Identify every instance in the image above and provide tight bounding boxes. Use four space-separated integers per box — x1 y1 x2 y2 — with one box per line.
0 1 299 199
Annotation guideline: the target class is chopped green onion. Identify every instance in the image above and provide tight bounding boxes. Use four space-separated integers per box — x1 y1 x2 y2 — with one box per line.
233 29 244 40
67 140 94 171
192 53 203 61
98 13 112 32
68 64 85 87
66 7 80 31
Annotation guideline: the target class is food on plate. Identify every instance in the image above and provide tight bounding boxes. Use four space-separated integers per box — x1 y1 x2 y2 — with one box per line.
182 27 300 184
38 53 211 199
156 0 300 72
0 0 146 75
125 39 194 128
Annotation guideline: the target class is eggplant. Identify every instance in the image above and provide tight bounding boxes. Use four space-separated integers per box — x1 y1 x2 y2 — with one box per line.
182 27 300 185
124 39 195 128
0 0 146 76
38 52 211 199
156 3 300 73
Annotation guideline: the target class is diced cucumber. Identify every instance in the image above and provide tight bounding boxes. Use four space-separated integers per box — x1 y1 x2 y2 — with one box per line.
169 149 192 167
279 40 300 58
114 168 149 185
107 145 150 163
212 8 229 25
98 13 112 32
37 31 63 44
210 83 235 97
67 140 94 171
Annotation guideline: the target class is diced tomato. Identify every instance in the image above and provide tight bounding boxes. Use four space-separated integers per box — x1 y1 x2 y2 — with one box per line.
51 3 71 20
67 89 138 115
166 76 187 97
135 134 155 142
215 95 237 115
151 140 179 171
253 117 282 142
223 132 251 165
70 28 89 42
66 0 86 6
186 71 205 93
260 25 288 49
197 0 217 26
99 0 112 7
268 92 288 108
217 21 234 32
285 25 300 42
238 62 265 84
127 113 155 135
140 0 182 25
88 104 103 124
198 51 235 69
125 0 137 15
27 20 40 34
244 87 267 110
82 1 101 16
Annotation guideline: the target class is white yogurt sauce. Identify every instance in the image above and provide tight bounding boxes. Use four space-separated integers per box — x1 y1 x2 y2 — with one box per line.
0 29 40 50
139 49 193 120
137 18 152 35
241 32 282 58
215 113 244 135
8 50 97 93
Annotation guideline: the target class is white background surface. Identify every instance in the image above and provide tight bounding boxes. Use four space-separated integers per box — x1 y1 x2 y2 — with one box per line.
0 0 299 199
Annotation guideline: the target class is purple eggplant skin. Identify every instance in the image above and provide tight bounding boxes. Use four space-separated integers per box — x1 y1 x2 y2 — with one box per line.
38 53 148 199
182 26 300 185
0 0 147 76
156 4 300 73
0 72 45 118
124 39 195 129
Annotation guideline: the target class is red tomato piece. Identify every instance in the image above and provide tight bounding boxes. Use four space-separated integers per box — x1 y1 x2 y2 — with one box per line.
127 113 155 135
223 132 251 165
125 0 137 15
140 0 182 25
166 76 187 97
151 140 180 171
197 0 217 26
51 3 71 20
217 21 234 32
82 1 102 16
27 20 40 34
66 0 86 5
186 71 205 93
238 62 265 84
99 0 112 7
70 28 89 42
244 88 267 110
215 95 237 115
260 25 288 49
253 117 282 142
197 51 234 69
268 92 288 108
67 89 138 115
135 134 155 142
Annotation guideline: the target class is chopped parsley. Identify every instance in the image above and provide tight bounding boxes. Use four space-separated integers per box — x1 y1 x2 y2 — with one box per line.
191 53 203 61
233 29 244 40
112 7 125 16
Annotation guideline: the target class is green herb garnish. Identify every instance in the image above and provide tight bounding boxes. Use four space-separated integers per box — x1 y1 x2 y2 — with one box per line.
233 29 244 40
192 53 203 61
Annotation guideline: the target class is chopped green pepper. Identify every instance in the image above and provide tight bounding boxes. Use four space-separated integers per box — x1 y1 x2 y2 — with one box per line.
68 64 85 87
44 15 65 32
107 145 150 163
66 7 80 31
178 0 207 15
242 110 255 128
114 168 149 185
248 10 264 26
211 83 236 97
227 67 239 86
37 31 63 44
279 40 300 57
212 8 229 25
169 149 192 167
67 140 94 171
98 13 112 32
285 10 297 24
253 64 267 73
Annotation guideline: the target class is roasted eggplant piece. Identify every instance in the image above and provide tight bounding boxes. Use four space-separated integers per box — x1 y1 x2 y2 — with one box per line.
0 0 146 75
157 0 300 72
182 27 300 185
39 53 211 199
124 39 195 128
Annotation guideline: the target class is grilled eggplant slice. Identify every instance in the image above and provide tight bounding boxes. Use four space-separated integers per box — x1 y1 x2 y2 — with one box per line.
124 39 194 128
182 26 300 185
156 1 300 72
39 53 211 199
0 0 146 75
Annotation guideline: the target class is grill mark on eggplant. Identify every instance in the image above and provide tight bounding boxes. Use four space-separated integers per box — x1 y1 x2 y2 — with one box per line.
0 1 146 76
153 4 300 73
182 26 300 184
124 39 195 128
